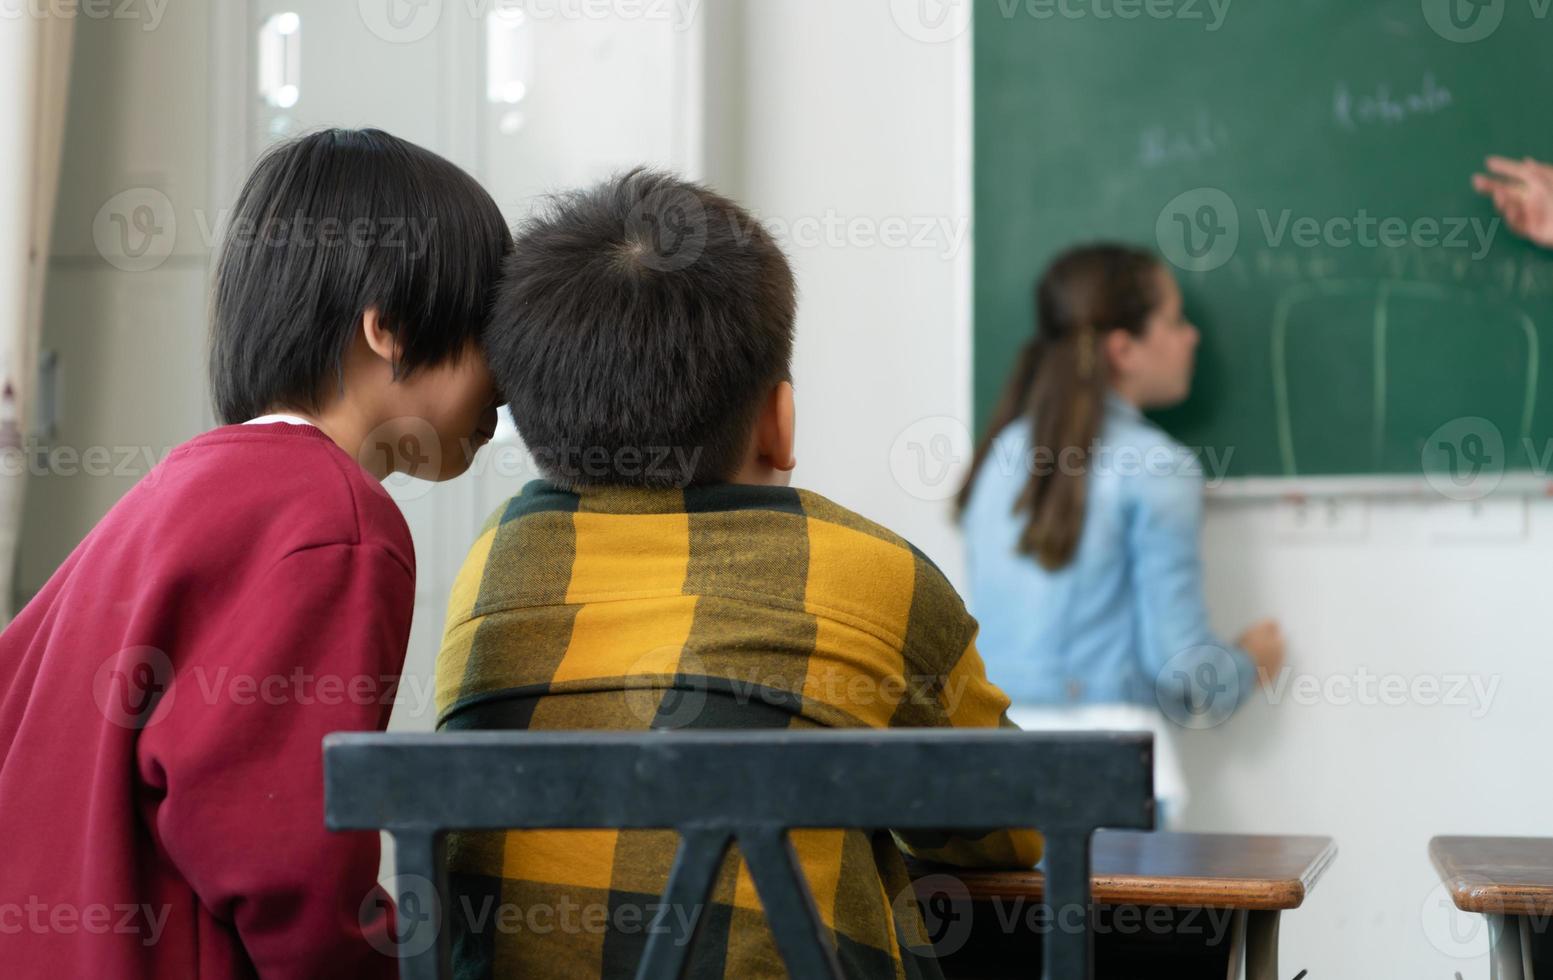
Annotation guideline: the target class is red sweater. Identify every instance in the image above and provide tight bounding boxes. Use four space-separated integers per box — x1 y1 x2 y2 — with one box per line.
0 423 410 978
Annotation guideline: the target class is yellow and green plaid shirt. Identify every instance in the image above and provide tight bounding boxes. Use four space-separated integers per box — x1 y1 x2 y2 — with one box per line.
435 480 1041 980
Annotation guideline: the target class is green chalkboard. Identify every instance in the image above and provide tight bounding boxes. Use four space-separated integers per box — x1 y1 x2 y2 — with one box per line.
973 0 1553 481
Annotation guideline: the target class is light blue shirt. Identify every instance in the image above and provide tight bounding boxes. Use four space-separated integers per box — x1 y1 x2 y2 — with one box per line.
962 396 1255 717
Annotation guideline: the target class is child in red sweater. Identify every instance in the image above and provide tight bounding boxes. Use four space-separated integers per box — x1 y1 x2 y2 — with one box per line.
0 128 511 978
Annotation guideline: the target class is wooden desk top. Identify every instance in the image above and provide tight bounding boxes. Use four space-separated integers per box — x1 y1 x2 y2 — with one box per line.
911 831 1337 911
1430 836 1553 915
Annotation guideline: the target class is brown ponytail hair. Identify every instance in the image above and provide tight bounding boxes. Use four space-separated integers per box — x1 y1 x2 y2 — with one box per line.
956 244 1165 570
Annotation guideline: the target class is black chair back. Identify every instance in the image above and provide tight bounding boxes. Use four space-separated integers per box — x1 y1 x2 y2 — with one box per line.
323 728 1153 979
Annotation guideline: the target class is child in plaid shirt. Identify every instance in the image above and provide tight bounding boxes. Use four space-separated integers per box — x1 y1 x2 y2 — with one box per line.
436 170 1039 980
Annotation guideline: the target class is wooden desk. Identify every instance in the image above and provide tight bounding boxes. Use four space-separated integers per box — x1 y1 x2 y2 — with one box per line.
911 831 1336 980
1430 836 1553 980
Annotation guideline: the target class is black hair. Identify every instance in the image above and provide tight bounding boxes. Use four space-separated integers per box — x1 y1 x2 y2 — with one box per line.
487 168 797 488
209 127 512 424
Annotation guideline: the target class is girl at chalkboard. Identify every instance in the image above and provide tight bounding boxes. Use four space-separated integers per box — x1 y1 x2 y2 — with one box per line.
957 243 1284 827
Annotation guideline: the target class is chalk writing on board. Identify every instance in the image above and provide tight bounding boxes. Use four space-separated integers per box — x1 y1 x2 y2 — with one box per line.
1333 73 1453 130
1269 280 1538 475
1198 247 1553 303
1140 111 1229 169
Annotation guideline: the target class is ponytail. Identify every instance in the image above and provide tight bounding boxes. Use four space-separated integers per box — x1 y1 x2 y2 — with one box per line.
956 244 1163 571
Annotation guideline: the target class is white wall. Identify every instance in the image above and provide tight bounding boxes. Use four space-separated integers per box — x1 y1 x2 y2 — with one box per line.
18 3 212 602
1188 497 1553 978
709 2 1549 976
711 0 975 584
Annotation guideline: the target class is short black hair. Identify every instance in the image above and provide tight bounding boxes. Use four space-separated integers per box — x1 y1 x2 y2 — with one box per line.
209 128 512 424
487 168 797 488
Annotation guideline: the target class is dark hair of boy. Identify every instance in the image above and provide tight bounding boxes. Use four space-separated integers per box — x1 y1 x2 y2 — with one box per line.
209 127 512 425
485 167 797 488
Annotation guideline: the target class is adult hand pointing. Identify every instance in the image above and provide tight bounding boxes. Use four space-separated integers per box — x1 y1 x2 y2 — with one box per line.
1474 155 1553 249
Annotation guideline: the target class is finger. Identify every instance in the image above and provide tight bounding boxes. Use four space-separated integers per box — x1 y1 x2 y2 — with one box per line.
1531 158 1553 191
1485 155 1541 184
1473 173 1508 195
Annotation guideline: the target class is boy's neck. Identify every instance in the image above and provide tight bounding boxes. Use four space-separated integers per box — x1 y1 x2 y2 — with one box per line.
727 460 792 489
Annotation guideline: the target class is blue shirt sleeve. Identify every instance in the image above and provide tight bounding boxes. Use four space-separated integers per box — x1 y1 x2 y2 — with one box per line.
1124 453 1257 718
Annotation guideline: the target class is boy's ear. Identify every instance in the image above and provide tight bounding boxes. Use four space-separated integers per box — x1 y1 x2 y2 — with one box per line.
757 381 797 473
361 307 402 366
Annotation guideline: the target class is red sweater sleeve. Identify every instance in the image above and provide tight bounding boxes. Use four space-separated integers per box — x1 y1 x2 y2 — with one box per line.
138 541 413 979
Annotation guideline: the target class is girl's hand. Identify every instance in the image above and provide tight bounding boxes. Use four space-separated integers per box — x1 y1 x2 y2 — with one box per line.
1473 156 1553 249
1236 618 1286 688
